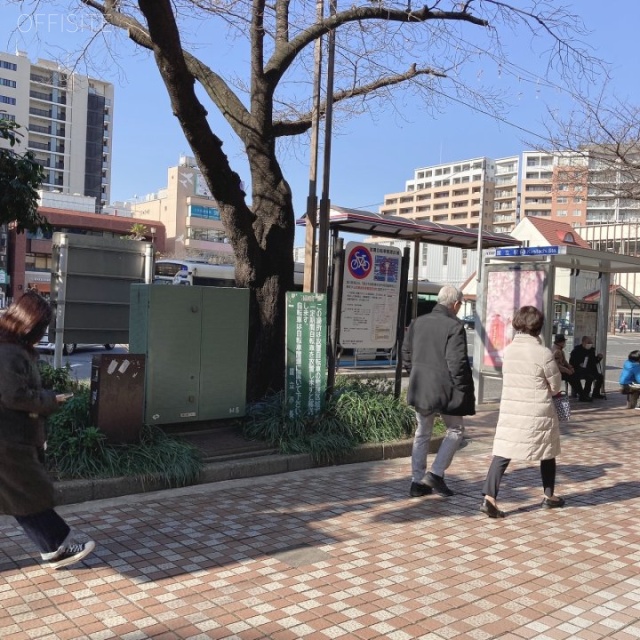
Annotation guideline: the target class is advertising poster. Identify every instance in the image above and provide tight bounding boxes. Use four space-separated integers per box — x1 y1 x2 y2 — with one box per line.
483 267 546 369
340 242 402 349
574 302 598 346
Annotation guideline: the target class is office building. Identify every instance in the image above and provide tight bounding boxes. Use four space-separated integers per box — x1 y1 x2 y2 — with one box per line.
129 155 232 263
0 51 114 211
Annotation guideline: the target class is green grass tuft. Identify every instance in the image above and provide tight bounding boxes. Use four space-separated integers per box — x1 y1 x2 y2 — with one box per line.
243 376 446 464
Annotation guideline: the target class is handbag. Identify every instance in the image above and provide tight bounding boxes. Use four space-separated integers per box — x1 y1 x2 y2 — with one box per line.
552 392 571 423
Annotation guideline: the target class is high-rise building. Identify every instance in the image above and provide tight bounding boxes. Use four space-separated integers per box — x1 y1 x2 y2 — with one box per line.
0 51 114 212
379 156 501 231
520 151 588 226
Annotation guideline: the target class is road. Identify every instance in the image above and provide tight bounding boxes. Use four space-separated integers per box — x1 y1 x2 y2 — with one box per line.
37 344 130 383
467 329 637 401
38 331 638 393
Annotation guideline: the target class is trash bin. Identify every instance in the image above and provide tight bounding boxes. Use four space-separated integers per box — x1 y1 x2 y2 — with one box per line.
90 354 145 444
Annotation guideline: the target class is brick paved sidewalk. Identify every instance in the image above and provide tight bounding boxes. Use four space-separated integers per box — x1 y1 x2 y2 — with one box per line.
1 396 639 640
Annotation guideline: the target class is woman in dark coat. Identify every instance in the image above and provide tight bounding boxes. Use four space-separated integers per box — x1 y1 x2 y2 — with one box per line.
0 291 95 569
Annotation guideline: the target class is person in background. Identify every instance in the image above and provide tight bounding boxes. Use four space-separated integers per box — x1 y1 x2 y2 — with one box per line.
0 291 95 569
619 350 640 409
569 336 605 400
551 334 584 400
480 306 564 518
402 285 475 499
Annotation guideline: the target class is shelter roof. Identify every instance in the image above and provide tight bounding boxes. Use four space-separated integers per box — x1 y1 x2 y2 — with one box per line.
296 205 519 249
583 284 640 310
524 217 590 249
487 244 640 274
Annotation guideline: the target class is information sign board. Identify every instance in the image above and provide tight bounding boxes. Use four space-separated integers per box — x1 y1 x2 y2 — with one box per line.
285 293 327 417
339 242 402 349
495 246 564 257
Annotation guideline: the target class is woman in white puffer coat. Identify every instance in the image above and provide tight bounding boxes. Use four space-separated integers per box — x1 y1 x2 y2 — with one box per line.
480 306 564 518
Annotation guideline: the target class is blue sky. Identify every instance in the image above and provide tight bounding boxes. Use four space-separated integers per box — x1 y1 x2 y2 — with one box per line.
2 1 640 246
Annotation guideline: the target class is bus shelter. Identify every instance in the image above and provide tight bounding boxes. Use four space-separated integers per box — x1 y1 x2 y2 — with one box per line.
298 205 519 318
474 244 640 404
297 205 519 396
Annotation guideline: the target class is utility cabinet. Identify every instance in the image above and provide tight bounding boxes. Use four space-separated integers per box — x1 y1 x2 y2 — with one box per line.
129 285 249 425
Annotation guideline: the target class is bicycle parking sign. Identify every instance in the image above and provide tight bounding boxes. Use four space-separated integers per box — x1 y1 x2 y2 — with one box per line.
347 245 373 279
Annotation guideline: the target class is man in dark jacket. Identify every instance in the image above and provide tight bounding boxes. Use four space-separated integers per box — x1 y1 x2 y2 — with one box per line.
569 335 605 400
402 285 475 498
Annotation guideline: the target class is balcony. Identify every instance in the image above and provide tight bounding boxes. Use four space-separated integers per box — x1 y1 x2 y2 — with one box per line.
29 107 52 118
30 90 54 102
29 140 50 151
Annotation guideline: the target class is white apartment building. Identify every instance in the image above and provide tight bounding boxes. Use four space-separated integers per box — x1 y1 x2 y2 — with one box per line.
129 155 232 262
0 51 114 211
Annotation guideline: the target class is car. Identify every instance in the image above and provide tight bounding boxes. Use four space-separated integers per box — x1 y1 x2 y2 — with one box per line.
552 318 574 336
36 330 116 355
461 314 476 330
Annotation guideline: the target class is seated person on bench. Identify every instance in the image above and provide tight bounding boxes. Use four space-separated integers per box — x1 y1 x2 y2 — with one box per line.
569 335 605 401
619 349 640 409
551 334 584 399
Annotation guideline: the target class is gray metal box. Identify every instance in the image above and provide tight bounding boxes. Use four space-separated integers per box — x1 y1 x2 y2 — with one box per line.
129 285 249 426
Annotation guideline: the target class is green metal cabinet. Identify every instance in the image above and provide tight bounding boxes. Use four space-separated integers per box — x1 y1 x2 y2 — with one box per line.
129 284 249 425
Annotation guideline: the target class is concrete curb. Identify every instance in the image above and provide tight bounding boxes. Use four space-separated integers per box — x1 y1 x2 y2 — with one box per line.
54 436 443 506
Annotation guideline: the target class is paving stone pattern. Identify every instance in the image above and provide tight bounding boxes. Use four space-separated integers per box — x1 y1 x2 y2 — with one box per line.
1 395 640 639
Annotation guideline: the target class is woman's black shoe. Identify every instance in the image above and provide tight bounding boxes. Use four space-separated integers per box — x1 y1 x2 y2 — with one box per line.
480 499 505 518
541 496 565 509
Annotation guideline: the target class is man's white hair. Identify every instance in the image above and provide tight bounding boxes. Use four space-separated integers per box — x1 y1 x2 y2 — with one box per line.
437 284 463 307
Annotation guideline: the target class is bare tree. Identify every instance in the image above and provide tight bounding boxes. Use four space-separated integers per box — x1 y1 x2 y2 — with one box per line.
15 0 597 399
544 89 640 207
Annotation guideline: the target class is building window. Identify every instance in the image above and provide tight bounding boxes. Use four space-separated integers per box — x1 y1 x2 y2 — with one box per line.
461 249 468 266
557 210 568 216
0 60 17 71
573 210 582 216
421 245 428 267
443 246 448 266
0 78 16 88
189 204 220 220
0 95 16 105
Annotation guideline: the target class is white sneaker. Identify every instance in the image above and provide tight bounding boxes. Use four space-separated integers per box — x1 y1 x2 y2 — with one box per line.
47 540 95 569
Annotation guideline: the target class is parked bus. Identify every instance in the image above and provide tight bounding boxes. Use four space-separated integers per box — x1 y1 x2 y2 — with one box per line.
153 259 305 289
152 259 440 314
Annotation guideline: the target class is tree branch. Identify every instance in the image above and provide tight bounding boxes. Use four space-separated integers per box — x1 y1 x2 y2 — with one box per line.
265 4 488 85
273 63 446 137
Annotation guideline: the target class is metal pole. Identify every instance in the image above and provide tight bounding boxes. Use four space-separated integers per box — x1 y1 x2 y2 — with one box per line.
316 0 337 294
303 0 325 293
327 237 344 397
395 248 411 398
53 235 68 369
475 159 486 284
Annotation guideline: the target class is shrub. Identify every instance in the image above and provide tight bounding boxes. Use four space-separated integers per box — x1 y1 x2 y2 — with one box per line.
243 376 446 464
40 364 202 486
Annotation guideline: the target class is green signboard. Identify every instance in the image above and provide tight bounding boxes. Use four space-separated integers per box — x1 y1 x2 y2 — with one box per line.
285 292 327 417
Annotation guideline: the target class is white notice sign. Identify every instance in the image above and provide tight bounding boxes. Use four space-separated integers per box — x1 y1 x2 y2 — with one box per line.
339 242 402 349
